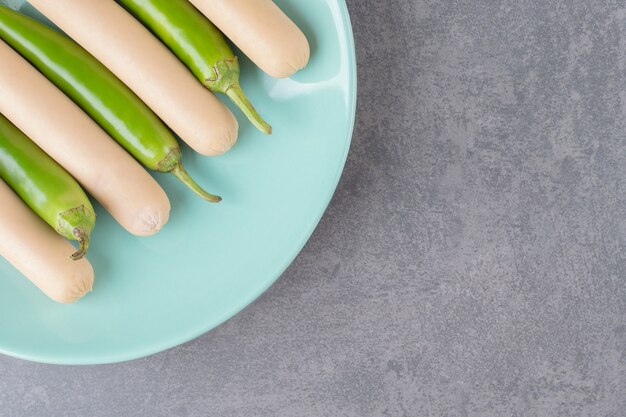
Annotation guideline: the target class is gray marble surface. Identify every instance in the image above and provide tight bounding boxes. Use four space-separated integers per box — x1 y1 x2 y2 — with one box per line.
1 0 626 415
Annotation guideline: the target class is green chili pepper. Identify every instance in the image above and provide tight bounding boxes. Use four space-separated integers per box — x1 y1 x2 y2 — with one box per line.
0 114 95 260
118 0 272 135
0 6 221 202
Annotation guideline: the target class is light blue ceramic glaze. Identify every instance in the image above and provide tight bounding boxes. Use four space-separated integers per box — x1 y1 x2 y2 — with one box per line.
0 0 356 364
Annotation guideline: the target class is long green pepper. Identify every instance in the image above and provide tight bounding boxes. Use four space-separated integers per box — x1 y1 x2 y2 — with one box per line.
0 6 220 202
0 114 95 260
118 0 272 134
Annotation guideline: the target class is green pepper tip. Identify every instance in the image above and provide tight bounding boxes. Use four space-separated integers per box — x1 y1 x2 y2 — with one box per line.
171 162 222 203
225 84 272 135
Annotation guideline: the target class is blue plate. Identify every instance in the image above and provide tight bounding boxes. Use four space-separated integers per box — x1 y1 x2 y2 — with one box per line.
0 0 356 364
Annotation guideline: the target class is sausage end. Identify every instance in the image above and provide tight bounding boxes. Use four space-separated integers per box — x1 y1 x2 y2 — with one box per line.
49 260 95 304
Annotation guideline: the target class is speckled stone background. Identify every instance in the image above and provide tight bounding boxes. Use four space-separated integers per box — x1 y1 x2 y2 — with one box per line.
1 0 625 415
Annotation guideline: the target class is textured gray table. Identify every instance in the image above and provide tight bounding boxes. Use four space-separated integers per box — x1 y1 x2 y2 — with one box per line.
1 1 625 416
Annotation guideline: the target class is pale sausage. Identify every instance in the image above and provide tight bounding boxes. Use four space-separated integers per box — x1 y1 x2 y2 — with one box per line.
189 0 310 78
0 180 94 304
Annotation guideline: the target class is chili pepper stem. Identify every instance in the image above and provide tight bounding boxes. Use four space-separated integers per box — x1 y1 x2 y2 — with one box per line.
70 227 89 261
171 162 222 203
58 205 95 260
225 83 272 135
